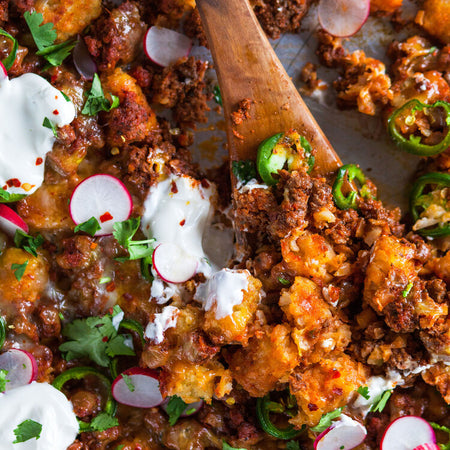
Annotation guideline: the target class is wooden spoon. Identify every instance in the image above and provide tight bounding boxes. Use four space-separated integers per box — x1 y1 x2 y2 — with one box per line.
196 0 342 177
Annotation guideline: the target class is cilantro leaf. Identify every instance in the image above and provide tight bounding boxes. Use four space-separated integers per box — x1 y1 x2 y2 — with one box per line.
0 187 26 203
99 276 111 284
43 117 57 137
402 281 413 298
74 217 101 237
213 85 222 106
14 229 44 257
113 218 155 261
278 276 291 286
13 419 42 443
357 386 370 400
165 396 188 426
222 442 246 450
59 306 135 367
11 261 28 281
121 373 135 393
430 422 450 450
0 369 9 392
89 412 119 432
0 28 18 70
24 11 74 67
82 74 119 116
310 408 342 433
286 442 301 450
370 390 392 413
232 160 257 185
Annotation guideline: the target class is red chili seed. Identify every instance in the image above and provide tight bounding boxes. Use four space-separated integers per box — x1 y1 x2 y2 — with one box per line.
100 212 113 223
179 219 186 226
35 157 43 166
53 109 59 115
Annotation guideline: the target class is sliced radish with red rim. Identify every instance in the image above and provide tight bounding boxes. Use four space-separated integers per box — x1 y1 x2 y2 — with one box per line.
152 242 198 284
161 397 204 418
112 367 163 408
144 26 192 67
73 36 97 80
381 416 436 450
314 415 367 450
413 444 441 450
318 0 370 38
70 174 132 236
0 61 7 80
0 349 38 391
0 204 28 236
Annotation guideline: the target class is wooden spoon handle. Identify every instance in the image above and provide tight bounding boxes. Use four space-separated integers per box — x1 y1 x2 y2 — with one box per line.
196 0 341 176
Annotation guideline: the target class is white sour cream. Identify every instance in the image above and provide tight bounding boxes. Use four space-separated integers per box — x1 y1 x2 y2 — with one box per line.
0 73 75 195
145 305 179 343
194 269 250 319
0 382 79 449
141 174 215 277
237 178 268 193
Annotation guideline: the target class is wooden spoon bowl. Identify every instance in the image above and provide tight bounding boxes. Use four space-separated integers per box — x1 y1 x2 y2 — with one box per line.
196 0 342 177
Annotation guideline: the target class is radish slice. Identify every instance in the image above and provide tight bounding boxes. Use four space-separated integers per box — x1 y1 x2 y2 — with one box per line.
73 36 97 80
0 61 7 80
161 398 204 417
413 444 441 450
314 415 367 450
0 204 28 236
144 26 192 67
70 174 132 236
381 416 436 450
318 0 370 38
152 242 198 284
112 367 163 408
0 349 38 391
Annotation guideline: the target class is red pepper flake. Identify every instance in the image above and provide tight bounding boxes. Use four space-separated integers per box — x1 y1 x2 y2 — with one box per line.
35 157 43 166
331 369 341 379
102 336 108 342
201 179 210 188
106 281 115 292
100 212 113 223
308 403 318 411
179 219 186 226
53 109 59 115
170 181 178 194
51 75 58 84
6 178 20 188
2 185 7 190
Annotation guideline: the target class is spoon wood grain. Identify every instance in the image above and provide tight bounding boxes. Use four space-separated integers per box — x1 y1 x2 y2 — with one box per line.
196 0 342 177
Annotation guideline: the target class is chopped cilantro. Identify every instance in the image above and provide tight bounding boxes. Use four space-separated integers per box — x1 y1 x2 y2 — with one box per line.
42 117 57 137
430 422 450 450
59 305 135 367
121 373 135 392
82 73 119 116
113 218 155 261
370 389 392 413
89 412 119 432
24 11 74 67
74 217 101 237
402 281 413 298
165 396 188 426
310 408 342 433
116 446 125 450
278 276 291 286
0 187 26 203
0 369 9 392
58 312 64 321
0 29 18 70
99 276 111 285
357 385 370 400
11 261 28 281
61 92 71 102
213 85 222 106
14 229 44 257
232 160 257 185
13 419 42 443
286 442 301 450
222 442 246 450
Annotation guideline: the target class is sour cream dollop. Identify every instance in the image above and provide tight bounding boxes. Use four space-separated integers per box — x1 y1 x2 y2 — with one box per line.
0 382 79 449
145 305 179 343
0 73 75 195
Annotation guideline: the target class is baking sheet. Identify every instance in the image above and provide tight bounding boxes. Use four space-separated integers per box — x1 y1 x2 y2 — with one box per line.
190 0 421 211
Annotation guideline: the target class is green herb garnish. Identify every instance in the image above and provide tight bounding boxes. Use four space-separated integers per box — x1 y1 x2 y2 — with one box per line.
113 217 155 261
310 408 342 433
121 373 135 393
0 29 18 70
222 442 246 450
42 117 57 137
0 369 9 392
82 73 119 116
14 229 44 257
357 385 370 400
402 281 413 298
74 216 101 237
370 390 392 413
232 160 257 185
213 85 222 106
11 261 28 281
13 419 42 443
430 422 450 450
165 396 188 426
89 412 119 432
0 187 26 203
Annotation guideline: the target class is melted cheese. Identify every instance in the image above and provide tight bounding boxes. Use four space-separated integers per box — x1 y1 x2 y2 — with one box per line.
0 73 75 195
0 382 78 449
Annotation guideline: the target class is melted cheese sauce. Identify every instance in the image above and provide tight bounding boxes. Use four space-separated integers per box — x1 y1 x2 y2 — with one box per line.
0 73 75 195
0 382 79 449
